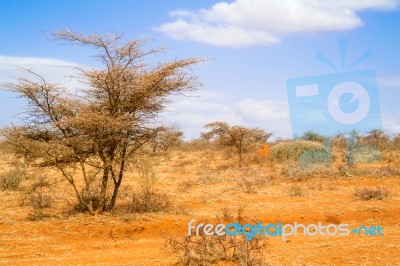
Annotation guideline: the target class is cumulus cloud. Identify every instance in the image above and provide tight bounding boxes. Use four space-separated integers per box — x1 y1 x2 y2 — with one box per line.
163 95 292 139
157 0 398 47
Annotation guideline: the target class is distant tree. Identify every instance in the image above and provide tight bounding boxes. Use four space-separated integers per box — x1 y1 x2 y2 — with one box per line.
301 131 325 142
150 126 183 152
201 122 272 167
365 129 389 149
1 30 202 214
393 134 400 149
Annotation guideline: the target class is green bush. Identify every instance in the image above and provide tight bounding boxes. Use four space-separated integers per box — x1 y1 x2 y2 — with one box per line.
269 140 324 162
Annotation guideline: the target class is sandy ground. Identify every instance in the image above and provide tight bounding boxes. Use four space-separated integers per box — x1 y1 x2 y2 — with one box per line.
0 148 399 265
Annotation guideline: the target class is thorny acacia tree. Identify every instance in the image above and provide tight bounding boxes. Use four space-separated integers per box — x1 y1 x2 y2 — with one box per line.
1 30 202 214
201 122 272 167
149 126 183 152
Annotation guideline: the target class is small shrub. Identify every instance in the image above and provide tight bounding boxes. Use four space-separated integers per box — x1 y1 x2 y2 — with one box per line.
219 206 234 221
126 164 170 213
238 176 258 193
216 206 246 223
235 168 269 193
354 187 388 200
196 169 219 185
73 192 103 213
23 176 53 220
178 180 193 192
127 190 169 213
285 184 308 197
327 183 338 191
308 182 323 191
0 166 29 191
281 162 314 180
165 234 266 266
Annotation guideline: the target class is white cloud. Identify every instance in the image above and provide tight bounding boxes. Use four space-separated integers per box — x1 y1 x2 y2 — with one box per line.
235 98 289 121
0 55 84 92
0 55 78 68
383 117 400 134
163 95 292 139
378 76 400 89
157 0 398 47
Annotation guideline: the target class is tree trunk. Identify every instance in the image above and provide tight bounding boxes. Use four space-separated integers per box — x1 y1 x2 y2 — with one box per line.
238 146 242 168
108 147 127 210
96 167 109 214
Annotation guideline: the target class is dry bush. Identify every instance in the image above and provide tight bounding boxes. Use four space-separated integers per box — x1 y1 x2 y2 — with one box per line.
219 206 234 221
165 207 266 266
21 175 54 220
338 165 400 178
284 184 308 197
357 166 400 177
0 165 29 191
237 175 268 193
216 206 246 224
165 234 266 266
178 180 194 192
308 182 323 191
269 140 324 162
126 165 170 213
196 169 221 185
238 176 259 194
281 162 314 180
73 191 106 213
354 187 389 200
327 183 338 191
235 168 270 193
377 166 400 176
128 191 169 213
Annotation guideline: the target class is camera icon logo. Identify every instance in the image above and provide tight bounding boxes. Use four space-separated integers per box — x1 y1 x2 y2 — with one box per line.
286 40 382 167
328 81 370 125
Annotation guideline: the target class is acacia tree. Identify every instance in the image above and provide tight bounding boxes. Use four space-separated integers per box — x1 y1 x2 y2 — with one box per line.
1 30 202 214
201 122 272 167
301 131 326 142
365 129 389 149
150 126 183 152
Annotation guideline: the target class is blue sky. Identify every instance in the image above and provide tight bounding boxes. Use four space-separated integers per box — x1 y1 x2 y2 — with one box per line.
1 0 399 139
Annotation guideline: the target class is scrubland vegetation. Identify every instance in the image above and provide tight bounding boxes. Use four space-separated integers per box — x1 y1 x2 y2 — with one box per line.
1 127 399 265
0 31 399 265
